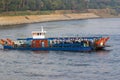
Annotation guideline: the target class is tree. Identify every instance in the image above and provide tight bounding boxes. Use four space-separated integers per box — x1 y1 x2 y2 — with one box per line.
0 0 119 13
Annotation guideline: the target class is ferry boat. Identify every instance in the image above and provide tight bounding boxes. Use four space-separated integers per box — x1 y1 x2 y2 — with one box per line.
0 27 109 51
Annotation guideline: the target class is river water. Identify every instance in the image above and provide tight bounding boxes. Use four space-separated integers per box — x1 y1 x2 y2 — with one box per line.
0 18 120 80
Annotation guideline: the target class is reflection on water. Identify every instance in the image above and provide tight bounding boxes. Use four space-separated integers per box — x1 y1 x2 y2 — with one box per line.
0 18 120 80
33 51 49 54
95 50 111 56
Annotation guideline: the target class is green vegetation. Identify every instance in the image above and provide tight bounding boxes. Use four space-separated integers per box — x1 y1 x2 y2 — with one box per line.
87 0 120 14
0 0 87 12
88 0 120 9
0 0 120 15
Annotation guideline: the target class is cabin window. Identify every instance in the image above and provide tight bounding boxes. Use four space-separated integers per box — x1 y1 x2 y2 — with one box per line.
37 33 39 35
32 33 34 35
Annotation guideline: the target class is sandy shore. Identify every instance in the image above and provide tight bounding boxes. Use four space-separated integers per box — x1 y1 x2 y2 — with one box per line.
0 13 99 26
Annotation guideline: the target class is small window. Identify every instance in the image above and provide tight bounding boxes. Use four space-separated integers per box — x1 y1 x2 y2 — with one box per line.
33 33 37 35
37 33 39 35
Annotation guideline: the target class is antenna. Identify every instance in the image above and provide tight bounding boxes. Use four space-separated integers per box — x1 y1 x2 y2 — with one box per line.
41 26 44 32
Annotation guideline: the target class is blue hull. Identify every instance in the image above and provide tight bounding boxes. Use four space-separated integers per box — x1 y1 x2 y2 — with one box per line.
4 46 93 51
0 27 109 52
1 36 109 52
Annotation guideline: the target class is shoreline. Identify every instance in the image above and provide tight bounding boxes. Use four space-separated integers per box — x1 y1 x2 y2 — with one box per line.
0 13 99 26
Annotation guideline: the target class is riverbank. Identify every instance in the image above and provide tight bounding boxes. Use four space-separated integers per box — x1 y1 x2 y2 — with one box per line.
0 13 99 26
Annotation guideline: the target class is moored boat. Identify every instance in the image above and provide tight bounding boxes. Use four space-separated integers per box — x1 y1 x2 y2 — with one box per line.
0 27 109 51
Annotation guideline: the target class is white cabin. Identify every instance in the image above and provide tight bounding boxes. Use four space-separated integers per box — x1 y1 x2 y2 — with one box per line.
32 27 46 39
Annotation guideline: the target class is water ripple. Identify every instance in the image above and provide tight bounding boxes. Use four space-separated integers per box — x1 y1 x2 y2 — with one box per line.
0 18 120 80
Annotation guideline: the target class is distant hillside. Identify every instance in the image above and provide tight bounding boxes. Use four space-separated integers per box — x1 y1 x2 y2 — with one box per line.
87 0 120 15
0 0 120 12
88 0 120 9
0 0 120 17
0 0 87 12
